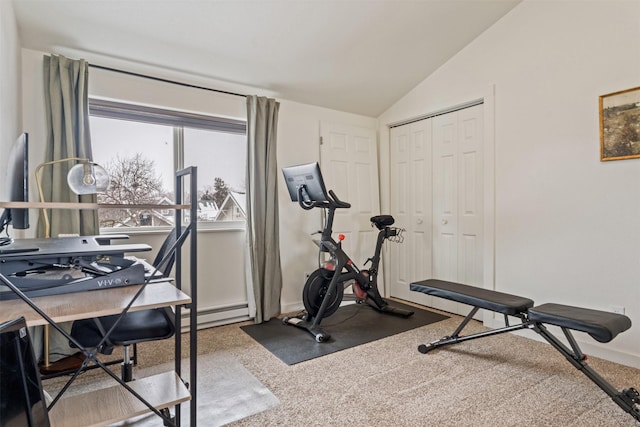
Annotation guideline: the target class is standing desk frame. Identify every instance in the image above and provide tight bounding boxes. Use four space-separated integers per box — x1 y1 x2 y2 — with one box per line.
0 166 199 427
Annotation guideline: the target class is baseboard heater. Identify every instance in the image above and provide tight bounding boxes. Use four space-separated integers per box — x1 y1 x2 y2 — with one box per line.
179 303 250 331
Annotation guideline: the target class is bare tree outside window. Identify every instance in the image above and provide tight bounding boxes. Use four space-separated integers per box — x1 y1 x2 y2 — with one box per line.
98 153 172 227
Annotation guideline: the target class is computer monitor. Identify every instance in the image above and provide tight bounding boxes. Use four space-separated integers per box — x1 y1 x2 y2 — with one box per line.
0 317 50 427
282 162 329 203
0 133 29 234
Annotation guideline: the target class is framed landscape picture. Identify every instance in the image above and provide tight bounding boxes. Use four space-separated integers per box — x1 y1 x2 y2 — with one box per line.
600 86 640 161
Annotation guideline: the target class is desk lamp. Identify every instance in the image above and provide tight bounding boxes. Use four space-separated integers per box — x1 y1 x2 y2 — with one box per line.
35 157 110 238
34 157 110 369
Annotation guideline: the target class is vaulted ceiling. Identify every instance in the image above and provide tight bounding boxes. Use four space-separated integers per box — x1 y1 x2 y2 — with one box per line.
12 0 521 117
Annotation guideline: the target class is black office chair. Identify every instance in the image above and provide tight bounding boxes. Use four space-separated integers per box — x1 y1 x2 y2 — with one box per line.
70 228 180 382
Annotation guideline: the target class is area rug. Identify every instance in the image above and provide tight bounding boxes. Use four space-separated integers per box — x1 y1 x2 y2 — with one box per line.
241 301 448 365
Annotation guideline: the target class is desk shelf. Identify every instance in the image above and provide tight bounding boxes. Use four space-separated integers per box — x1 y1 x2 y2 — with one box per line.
0 281 191 327
49 371 190 427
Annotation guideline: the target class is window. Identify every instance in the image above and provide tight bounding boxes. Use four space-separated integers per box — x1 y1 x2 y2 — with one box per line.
89 99 247 229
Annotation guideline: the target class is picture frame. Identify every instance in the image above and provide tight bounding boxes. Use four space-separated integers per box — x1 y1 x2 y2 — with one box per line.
599 86 640 161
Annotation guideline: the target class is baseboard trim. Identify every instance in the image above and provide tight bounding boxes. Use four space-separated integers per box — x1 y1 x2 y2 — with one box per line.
281 301 304 315
180 303 251 331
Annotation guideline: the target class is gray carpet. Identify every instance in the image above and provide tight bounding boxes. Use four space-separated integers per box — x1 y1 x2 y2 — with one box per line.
240 301 448 365
44 308 640 426
228 313 640 426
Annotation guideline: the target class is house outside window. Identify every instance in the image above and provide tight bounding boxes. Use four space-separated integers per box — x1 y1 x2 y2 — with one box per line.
89 99 247 230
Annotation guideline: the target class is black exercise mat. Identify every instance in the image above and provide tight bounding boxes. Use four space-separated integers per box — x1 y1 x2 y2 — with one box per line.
241 301 448 365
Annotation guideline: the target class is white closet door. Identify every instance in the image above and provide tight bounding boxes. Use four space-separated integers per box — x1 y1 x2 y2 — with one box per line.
389 104 484 315
389 119 433 304
457 106 484 286
432 105 484 315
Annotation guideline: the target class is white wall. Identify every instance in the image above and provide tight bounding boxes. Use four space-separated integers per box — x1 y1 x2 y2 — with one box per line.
0 0 21 182
378 0 640 367
20 48 377 321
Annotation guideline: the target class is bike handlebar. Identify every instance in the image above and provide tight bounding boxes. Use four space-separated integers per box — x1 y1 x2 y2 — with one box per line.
328 190 351 209
296 186 351 210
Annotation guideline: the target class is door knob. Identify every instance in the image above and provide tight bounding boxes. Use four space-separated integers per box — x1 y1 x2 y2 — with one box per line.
442 219 448 225
416 218 423 224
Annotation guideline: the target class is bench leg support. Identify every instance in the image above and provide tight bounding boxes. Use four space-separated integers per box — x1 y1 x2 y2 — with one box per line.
533 323 640 422
418 307 529 354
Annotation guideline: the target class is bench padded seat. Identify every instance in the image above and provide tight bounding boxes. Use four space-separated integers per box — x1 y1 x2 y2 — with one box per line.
528 303 632 343
410 279 534 316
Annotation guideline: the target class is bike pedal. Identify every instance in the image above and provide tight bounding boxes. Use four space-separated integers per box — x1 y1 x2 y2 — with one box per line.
352 282 367 299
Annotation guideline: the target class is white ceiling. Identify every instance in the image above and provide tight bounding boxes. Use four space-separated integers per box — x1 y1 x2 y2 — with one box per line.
12 0 521 117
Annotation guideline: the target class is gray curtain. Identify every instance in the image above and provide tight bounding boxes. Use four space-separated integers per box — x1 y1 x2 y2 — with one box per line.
39 54 98 238
246 95 282 323
39 54 98 363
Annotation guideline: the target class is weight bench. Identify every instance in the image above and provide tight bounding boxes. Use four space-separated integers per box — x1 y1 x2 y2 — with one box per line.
410 279 640 422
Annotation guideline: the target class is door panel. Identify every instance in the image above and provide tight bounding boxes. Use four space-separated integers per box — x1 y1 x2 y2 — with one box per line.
432 105 484 315
389 119 432 304
392 143 410 293
433 112 459 303
320 122 379 273
457 106 483 290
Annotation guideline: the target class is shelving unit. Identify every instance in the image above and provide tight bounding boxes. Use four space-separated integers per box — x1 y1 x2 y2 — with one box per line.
0 166 199 426
49 371 190 427
0 282 193 427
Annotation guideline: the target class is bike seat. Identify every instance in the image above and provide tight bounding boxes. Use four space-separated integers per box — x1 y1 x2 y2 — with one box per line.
370 215 394 230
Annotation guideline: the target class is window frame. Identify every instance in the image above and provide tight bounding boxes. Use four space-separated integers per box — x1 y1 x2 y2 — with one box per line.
89 98 248 233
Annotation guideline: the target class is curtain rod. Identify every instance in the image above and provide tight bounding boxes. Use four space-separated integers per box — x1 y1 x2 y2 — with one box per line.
88 64 248 99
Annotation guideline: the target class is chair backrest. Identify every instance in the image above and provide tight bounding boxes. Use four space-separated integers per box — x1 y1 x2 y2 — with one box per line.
152 227 182 277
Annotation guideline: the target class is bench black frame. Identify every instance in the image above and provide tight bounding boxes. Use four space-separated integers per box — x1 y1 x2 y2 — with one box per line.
411 279 640 422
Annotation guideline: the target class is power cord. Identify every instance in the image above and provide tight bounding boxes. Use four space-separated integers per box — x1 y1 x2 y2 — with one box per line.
0 218 12 246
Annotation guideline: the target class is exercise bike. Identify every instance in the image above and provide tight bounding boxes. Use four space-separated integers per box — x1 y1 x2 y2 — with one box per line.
282 163 414 342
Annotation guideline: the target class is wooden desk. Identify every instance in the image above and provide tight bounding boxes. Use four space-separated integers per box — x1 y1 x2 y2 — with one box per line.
0 281 190 326
0 282 192 427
